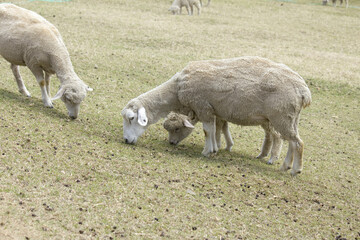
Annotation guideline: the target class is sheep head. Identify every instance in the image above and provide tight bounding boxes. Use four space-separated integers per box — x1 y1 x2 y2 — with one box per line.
52 81 93 119
163 112 195 145
169 6 180 15
121 102 149 144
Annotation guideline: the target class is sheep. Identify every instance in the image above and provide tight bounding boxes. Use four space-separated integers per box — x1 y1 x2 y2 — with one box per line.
322 0 349 7
169 0 202 15
163 112 283 164
121 56 311 176
163 111 234 152
0 4 92 119
203 0 211 7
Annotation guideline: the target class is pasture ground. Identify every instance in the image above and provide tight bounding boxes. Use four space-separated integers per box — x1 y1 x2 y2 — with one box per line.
0 0 359 239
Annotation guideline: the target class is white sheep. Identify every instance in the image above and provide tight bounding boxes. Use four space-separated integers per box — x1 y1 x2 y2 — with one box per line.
0 4 92 119
169 0 202 15
203 0 211 7
163 112 234 152
163 111 283 164
323 0 349 7
121 56 311 176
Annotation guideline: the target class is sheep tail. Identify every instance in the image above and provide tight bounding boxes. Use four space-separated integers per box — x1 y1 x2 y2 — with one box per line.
300 87 312 109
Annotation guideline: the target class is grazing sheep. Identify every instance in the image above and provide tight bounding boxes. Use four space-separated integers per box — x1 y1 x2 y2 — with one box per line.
163 112 283 164
122 56 311 176
203 0 211 7
0 4 92 119
163 112 234 152
323 0 349 7
169 0 201 15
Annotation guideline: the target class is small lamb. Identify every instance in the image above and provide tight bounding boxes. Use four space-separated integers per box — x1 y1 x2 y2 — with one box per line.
121 56 311 176
169 0 202 15
0 4 92 119
163 112 234 152
163 112 283 164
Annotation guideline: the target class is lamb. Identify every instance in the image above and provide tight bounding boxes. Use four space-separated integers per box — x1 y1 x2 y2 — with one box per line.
163 112 234 152
0 4 92 119
169 0 202 15
121 56 311 176
163 112 283 164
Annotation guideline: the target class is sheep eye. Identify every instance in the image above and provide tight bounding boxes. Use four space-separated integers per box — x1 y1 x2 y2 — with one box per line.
175 128 180 133
129 117 134 121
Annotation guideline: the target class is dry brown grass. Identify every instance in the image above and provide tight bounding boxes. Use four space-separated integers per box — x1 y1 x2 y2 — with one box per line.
0 0 359 239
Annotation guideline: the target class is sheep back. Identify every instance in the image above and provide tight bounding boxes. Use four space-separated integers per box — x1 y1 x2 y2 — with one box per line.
176 56 311 126
0 4 68 68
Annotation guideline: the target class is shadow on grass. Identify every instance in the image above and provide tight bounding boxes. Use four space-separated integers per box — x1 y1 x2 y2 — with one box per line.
0 88 68 119
117 135 285 177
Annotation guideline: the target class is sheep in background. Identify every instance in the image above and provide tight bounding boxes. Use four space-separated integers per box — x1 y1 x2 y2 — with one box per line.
322 0 349 8
163 112 283 164
163 111 234 152
0 4 92 119
201 0 211 7
122 56 311 176
169 0 202 15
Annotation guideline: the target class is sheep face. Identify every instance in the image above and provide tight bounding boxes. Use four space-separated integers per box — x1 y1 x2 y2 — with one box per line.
121 107 148 144
52 82 93 119
163 113 194 145
169 6 180 15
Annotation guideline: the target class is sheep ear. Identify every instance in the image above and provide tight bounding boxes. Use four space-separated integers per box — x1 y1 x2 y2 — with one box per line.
138 107 148 126
51 87 65 101
183 119 194 129
188 111 196 120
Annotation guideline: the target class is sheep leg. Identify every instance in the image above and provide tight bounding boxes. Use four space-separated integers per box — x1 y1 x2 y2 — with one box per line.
185 4 191 15
222 121 234 152
29 66 53 108
290 137 304 176
332 0 337 7
207 0 211 7
10 64 31 97
45 72 51 96
215 120 222 149
189 4 194 15
257 124 272 160
202 117 218 156
195 2 201 15
267 133 283 165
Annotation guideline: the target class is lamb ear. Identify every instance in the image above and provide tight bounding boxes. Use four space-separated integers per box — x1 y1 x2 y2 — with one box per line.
183 119 195 129
51 87 65 101
138 107 148 126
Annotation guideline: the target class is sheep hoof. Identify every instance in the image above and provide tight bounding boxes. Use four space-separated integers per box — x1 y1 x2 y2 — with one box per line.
267 157 278 165
290 169 302 177
225 146 232 152
202 149 217 157
279 165 291 172
44 103 54 108
256 154 266 159
202 151 211 157
19 89 31 97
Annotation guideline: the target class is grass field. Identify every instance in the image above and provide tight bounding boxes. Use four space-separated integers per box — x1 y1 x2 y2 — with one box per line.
0 0 359 239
